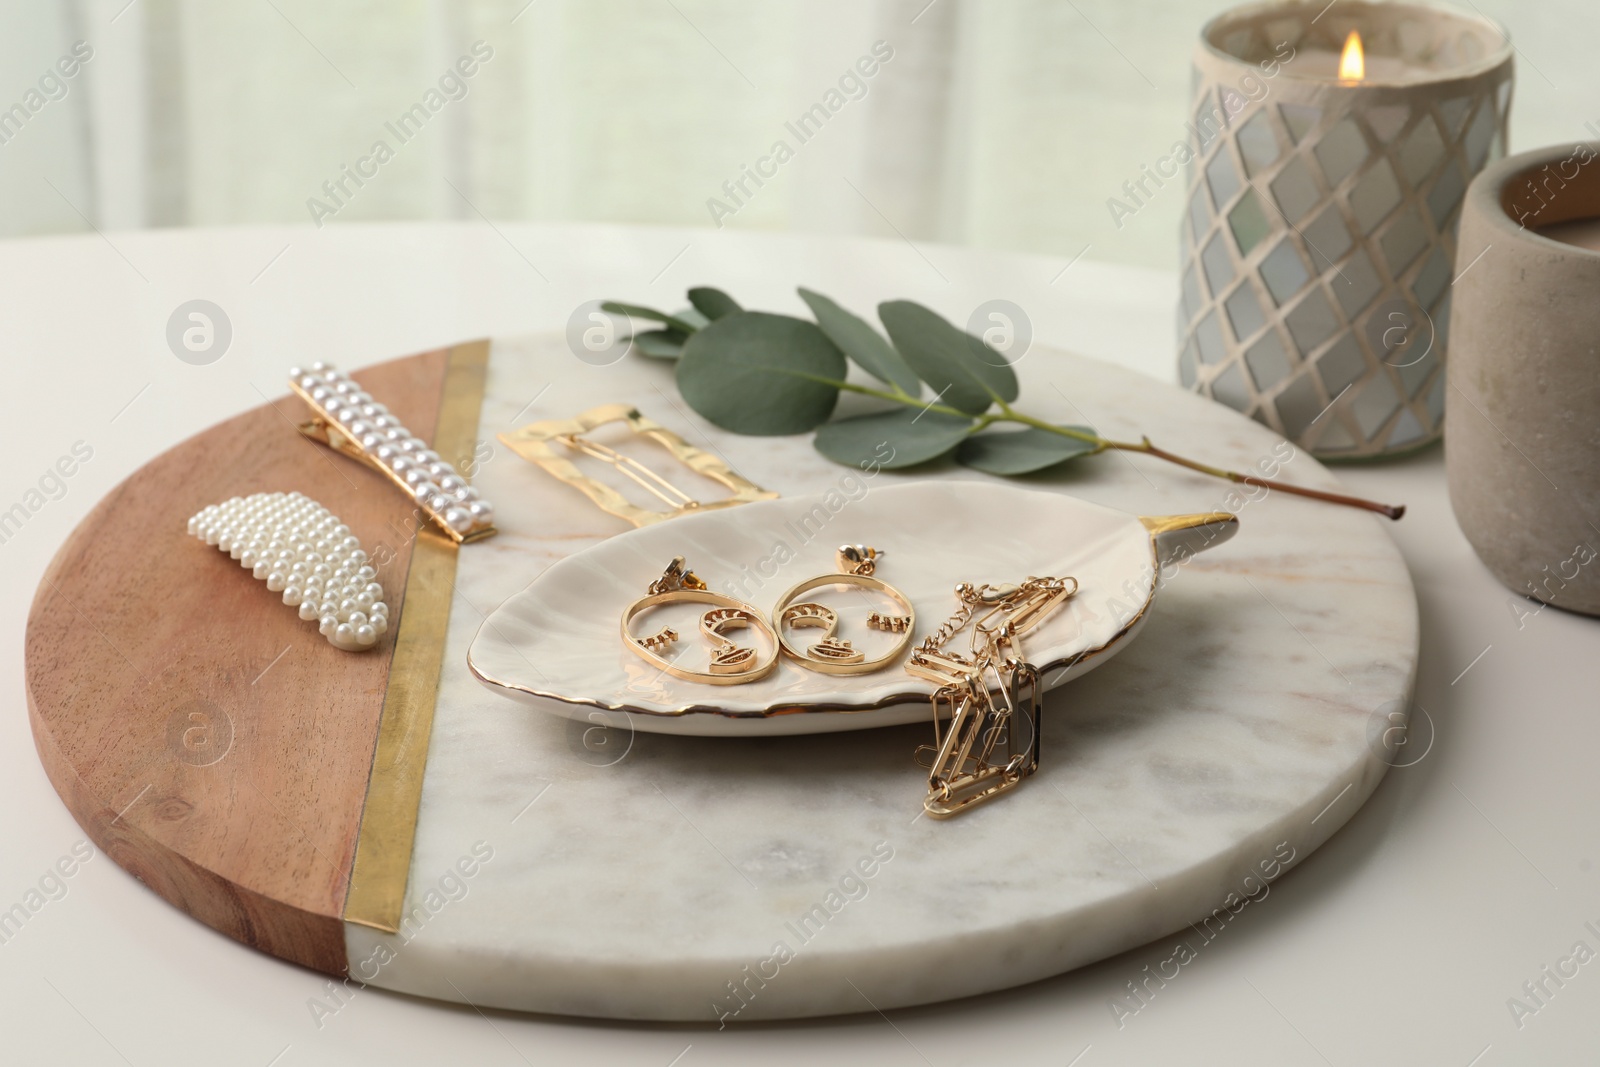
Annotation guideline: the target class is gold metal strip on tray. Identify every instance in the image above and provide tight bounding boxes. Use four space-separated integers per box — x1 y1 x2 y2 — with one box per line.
344 339 489 933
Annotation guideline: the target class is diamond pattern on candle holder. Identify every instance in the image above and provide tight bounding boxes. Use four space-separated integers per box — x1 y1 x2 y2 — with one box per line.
1179 29 1513 458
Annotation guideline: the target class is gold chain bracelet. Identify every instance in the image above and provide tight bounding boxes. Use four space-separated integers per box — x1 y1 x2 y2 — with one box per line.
905 576 1078 819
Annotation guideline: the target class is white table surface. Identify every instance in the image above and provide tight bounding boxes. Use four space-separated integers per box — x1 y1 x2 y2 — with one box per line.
2 222 1596 1065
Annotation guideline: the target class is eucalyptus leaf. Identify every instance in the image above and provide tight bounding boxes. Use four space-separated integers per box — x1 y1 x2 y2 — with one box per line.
814 408 972 469
798 288 920 396
675 307 711 330
688 287 741 321
878 300 1019 415
955 426 1100 475
631 329 685 359
601 300 701 336
676 312 846 435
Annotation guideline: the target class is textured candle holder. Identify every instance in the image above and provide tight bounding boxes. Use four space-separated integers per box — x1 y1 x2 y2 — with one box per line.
1179 1 1513 458
1447 142 1600 616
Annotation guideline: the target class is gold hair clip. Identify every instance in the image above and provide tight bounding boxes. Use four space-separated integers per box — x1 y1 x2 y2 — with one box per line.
289 362 496 544
498 403 776 527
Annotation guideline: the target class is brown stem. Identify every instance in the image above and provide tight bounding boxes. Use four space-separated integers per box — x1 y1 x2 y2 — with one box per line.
1109 436 1406 520
828 381 1407 520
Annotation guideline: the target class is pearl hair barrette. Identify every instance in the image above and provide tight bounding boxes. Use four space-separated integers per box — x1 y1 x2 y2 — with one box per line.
188 491 389 651
288 361 496 544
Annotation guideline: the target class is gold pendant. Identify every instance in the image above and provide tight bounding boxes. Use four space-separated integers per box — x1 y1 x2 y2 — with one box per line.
771 545 916 675
620 558 778 685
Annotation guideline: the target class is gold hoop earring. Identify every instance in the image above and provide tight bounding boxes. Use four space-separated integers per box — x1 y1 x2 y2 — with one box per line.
621 557 778 685
772 545 915 675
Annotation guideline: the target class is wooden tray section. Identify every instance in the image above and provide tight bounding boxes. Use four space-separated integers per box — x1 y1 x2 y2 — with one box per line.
24 342 483 976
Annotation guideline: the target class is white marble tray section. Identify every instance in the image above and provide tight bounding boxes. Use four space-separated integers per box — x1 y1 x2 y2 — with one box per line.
346 333 1418 1021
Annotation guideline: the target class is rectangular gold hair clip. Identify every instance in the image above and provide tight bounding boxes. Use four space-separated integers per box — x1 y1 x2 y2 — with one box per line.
289 362 496 544
498 402 776 528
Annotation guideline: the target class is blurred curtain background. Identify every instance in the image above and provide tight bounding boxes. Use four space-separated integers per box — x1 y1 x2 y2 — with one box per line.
1 0 1593 268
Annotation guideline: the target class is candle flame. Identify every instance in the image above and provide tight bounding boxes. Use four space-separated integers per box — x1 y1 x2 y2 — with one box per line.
1339 30 1365 82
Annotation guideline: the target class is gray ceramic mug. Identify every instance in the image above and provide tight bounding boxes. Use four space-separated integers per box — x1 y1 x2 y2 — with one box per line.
1447 141 1600 615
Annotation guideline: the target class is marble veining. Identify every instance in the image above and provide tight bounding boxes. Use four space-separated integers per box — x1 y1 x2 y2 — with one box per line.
345 334 1418 1021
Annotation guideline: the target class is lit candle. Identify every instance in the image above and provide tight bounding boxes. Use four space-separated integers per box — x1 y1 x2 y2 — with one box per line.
1290 27 1447 85
1180 1 1514 459
1339 31 1364 83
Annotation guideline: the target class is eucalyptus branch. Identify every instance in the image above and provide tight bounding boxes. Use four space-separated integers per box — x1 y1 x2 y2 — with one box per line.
610 287 1407 521
833 380 1405 520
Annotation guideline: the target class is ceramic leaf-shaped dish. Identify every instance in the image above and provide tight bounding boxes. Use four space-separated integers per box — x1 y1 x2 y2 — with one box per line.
468 481 1236 736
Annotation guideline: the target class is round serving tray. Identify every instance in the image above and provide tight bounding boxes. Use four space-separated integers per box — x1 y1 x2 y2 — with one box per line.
27 333 1419 1022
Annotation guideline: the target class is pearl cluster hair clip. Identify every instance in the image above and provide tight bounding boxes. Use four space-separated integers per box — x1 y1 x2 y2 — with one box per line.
188 492 388 651
288 361 495 544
